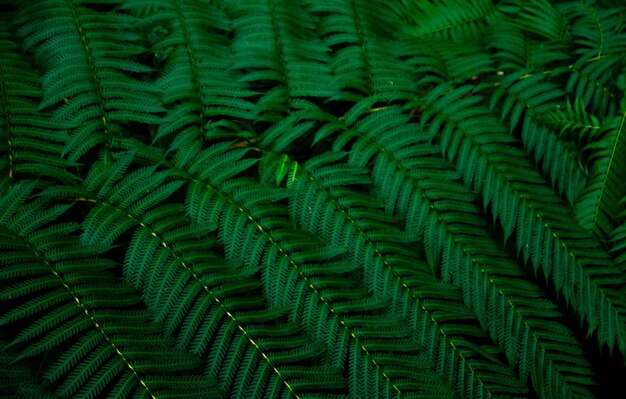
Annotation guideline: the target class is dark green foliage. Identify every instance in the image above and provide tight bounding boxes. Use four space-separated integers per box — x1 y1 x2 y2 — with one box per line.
1 0 626 398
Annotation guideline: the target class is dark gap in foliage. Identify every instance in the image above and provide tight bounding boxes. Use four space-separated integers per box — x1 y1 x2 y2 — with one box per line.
586 331 626 398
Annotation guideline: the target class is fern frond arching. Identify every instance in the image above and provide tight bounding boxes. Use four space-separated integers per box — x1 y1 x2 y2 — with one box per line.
259 151 465 398
253 110 531 398
126 136 468 398
122 0 257 146
15 0 163 162
421 82 626 357
308 99 596 399
0 182 221 399
399 0 498 42
304 0 417 101
575 110 626 240
0 18 78 185
489 71 586 204
48 150 354 398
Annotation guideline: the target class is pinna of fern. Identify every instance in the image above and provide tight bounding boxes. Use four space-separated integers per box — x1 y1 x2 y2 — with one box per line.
296 99 597 399
14 0 164 162
0 179 221 399
0 18 78 185
147 134 463 398
37 151 351 398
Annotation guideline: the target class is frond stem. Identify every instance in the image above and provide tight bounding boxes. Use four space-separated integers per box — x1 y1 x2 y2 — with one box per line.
27 242 156 399
68 0 111 154
174 0 206 135
348 0 374 93
164 161 402 398
75 197 302 399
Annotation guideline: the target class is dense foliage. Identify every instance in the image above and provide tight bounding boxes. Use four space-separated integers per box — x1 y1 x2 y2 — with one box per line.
1 0 626 398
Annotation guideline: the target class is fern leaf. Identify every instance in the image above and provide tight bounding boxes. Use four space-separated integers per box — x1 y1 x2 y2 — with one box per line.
139 139 464 397
490 71 586 204
226 0 338 120
422 83 626 357
0 183 220 399
47 147 349 398
575 111 626 240
255 114 528 398
487 20 570 72
560 1 626 115
15 0 163 162
402 40 494 88
0 20 78 185
500 0 567 40
542 97 603 151
122 0 256 146
314 100 596 398
400 0 497 42
41 152 184 247
304 0 417 101
567 55 621 116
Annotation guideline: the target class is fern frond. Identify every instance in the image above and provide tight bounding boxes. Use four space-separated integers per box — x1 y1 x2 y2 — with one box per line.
399 0 497 42
314 100 596 398
611 197 626 272
0 182 220 399
555 2 626 114
135 139 465 398
122 0 256 146
121 205 343 398
263 109 529 398
40 152 184 247
566 55 621 116
226 0 338 120
559 1 626 60
401 40 494 88
487 20 570 72
421 83 626 357
0 18 78 184
542 97 603 151
491 71 564 131
48 144 352 398
575 110 626 240
304 0 417 101
490 71 586 203
260 151 462 398
500 0 567 40
15 0 163 162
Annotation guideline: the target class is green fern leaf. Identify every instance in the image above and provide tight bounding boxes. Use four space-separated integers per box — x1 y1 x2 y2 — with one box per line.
0 182 220 399
575 110 626 240
15 0 163 162
422 83 626 357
